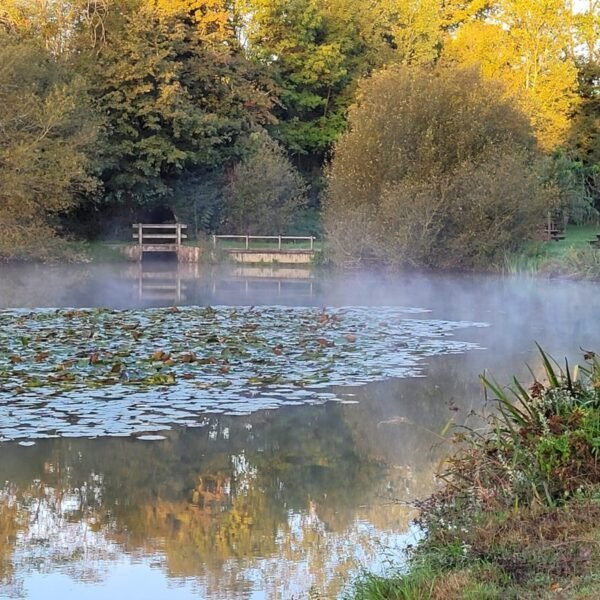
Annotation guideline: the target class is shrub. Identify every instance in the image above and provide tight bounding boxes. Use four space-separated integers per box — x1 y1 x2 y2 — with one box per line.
222 131 307 235
0 35 99 260
439 348 600 517
324 65 558 268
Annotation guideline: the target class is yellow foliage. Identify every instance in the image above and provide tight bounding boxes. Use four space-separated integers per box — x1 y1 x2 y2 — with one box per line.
150 0 231 40
444 0 579 151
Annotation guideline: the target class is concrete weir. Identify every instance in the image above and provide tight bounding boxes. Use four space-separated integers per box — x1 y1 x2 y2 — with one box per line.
116 244 202 262
225 249 315 264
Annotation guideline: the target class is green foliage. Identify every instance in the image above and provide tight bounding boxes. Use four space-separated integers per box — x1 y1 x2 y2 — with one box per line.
543 246 600 280
241 0 385 156
325 65 556 268
221 131 308 234
447 348 600 511
568 59 600 211
0 33 99 260
87 1 274 213
546 151 598 224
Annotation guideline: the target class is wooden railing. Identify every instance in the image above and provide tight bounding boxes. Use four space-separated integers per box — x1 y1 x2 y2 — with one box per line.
542 211 565 242
212 234 316 251
132 223 187 247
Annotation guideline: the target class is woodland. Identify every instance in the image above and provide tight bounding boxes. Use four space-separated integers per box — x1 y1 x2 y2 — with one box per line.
0 0 598 266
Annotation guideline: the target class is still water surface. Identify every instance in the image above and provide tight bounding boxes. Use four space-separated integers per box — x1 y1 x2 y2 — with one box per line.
0 264 599 599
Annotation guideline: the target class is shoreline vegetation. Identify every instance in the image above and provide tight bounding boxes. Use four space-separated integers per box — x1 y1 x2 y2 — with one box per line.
5 224 600 283
347 348 600 600
2 2 599 271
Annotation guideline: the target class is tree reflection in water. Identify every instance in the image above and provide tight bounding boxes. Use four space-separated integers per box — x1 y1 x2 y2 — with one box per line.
0 354 486 599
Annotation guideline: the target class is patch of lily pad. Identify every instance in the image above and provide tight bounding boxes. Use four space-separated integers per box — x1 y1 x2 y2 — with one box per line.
0 305 488 441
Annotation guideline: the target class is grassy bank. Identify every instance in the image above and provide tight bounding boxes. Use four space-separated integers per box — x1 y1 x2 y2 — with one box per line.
504 224 600 278
348 349 600 599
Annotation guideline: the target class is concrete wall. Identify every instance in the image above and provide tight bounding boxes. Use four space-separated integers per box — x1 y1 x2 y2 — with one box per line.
226 250 315 264
111 245 202 262
110 245 314 264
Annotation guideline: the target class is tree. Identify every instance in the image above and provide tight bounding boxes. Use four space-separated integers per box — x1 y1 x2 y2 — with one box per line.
324 66 557 268
240 0 458 159
222 131 307 234
569 3 600 209
443 0 579 151
0 34 99 259
86 1 274 220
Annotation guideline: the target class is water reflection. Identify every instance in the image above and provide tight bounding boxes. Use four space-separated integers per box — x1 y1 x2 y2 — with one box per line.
0 264 599 598
0 351 489 600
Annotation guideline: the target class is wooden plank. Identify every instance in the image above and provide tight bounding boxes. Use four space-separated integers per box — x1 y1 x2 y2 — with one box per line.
133 234 187 240
132 224 187 229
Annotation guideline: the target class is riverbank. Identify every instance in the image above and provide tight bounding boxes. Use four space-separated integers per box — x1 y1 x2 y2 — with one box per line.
4 225 600 282
349 349 600 599
504 224 600 279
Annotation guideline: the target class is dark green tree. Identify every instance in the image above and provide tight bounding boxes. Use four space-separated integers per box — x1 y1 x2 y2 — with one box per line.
222 130 308 234
88 2 275 221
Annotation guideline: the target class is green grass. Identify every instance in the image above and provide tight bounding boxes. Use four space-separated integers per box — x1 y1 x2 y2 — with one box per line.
541 224 599 257
504 224 600 276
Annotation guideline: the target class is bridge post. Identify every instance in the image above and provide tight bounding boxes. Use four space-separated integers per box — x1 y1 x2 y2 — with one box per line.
137 223 143 262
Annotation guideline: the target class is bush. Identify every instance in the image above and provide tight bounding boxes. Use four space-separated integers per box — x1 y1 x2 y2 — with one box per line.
324 66 558 269
221 130 307 235
0 35 98 260
541 246 600 280
439 348 600 514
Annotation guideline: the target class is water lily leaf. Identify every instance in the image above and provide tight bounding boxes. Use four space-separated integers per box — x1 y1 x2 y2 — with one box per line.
0 305 487 441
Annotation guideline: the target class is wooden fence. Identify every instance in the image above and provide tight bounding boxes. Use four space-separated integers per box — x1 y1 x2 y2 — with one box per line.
212 234 316 251
132 223 187 247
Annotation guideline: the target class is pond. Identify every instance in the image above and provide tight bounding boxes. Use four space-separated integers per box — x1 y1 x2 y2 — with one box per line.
0 263 599 599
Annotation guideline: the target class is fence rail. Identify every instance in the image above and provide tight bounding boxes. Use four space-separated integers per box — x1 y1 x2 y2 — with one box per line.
132 223 188 246
212 235 316 251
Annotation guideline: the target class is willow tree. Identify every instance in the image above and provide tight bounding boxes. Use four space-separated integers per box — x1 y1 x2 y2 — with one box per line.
324 66 557 268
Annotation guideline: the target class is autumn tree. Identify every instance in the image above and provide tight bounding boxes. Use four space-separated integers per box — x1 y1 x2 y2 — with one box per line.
0 33 99 259
324 66 557 268
443 0 579 151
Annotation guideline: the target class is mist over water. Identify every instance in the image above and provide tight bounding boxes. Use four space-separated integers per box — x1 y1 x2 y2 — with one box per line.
0 263 599 599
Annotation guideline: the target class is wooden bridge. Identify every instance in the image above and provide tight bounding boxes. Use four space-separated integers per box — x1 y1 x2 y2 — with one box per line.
124 223 199 262
212 235 318 264
133 223 187 252
121 225 318 264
